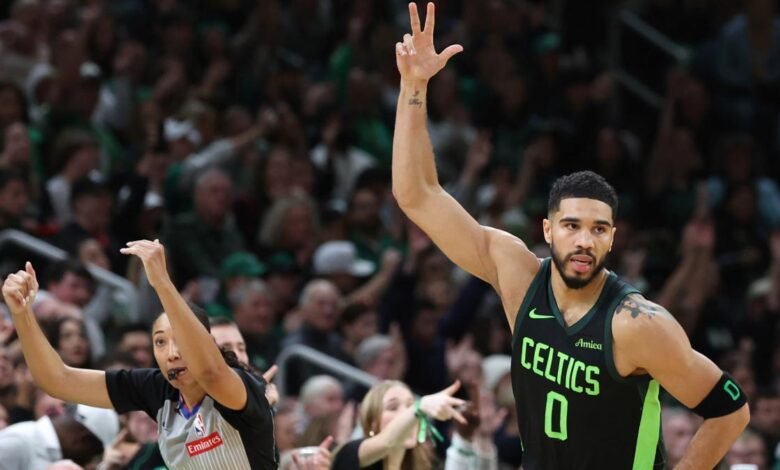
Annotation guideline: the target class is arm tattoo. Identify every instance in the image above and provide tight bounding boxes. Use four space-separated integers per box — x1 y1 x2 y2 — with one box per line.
408 90 423 107
615 295 666 319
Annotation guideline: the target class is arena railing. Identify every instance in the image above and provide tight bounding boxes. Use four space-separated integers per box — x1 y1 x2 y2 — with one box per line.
275 344 378 397
0 229 139 321
607 7 693 112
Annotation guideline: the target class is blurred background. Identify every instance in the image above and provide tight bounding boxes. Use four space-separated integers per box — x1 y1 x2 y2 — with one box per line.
0 0 778 469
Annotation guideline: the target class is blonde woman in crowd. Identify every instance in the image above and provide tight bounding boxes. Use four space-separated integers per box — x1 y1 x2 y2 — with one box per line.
332 379 466 470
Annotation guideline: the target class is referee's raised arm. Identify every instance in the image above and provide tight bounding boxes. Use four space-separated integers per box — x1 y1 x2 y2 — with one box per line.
2 262 112 408
121 239 250 410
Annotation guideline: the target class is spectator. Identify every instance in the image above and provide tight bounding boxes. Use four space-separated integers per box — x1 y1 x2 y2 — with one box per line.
210 316 250 365
725 428 769 470
42 317 91 369
209 315 281 404
312 240 375 295
346 186 394 266
706 134 780 234
752 391 780 460
275 400 303 453
0 122 33 174
354 334 406 385
340 303 379 359
44 131 100 225
0 82 28 130
33 260 106 359
282 280 349 394
0 169 29 231
661 407 698 470
97 410 165 470
310 113 376 204
331 380 466 470
445 385 501 470
482 355 522 469
257 192 320 268
0 345 14 416
300 375 345 423
229 279 280 371
115 323 153 369
163 167 245 284
263 252 303 317
0 404 119 470
205 251 266 317
53 178 121 270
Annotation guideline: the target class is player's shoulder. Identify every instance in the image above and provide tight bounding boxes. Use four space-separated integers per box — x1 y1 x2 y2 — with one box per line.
611 293 677 340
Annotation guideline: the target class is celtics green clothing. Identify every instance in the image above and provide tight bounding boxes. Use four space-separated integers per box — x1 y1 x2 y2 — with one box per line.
510 258 665 469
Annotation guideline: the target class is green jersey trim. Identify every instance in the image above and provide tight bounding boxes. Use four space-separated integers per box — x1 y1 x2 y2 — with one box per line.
546 270 618 336
632 380 661 470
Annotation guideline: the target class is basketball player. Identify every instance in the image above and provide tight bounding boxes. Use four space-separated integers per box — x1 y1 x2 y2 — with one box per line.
391 3 749 469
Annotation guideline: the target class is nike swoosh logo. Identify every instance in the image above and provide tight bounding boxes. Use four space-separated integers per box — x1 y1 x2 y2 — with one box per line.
529 308 555 320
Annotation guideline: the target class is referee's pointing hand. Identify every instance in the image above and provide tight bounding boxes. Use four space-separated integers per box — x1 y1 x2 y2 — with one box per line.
121 239 169 288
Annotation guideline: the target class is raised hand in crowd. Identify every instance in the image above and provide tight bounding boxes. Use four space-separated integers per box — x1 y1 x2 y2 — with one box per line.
291 436 334 470
98 428 135 470
263 364 280 407
335 401 356 445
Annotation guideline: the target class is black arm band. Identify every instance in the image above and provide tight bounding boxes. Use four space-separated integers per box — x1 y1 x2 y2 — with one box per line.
691 372 747 419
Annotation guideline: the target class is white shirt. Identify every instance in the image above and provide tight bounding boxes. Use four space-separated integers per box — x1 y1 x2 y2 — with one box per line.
0 416 63 470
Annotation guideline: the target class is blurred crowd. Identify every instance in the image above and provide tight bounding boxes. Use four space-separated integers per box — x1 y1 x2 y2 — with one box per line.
0 0 778 469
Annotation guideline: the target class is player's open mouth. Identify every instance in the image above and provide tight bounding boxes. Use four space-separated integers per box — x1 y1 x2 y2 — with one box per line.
570 256 593 273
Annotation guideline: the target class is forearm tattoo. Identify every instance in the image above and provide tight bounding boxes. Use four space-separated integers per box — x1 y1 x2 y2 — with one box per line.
615 295 666 319
408 89 423 107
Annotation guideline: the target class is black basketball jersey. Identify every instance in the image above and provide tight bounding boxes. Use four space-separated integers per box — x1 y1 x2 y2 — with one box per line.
510 258 665 470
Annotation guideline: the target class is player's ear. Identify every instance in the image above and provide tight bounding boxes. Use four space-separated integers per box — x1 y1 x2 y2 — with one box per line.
609 226 616 252
542 218 552 245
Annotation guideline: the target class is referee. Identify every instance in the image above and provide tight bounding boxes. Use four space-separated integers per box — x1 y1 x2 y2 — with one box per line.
2 239 277 469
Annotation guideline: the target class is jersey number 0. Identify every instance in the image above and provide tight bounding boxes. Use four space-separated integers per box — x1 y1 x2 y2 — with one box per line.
544 391 568 441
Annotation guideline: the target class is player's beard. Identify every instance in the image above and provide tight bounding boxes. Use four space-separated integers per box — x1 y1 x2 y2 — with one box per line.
550 241 608 290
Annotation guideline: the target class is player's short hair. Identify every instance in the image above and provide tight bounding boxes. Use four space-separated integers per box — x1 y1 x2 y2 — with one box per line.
548 171 618 219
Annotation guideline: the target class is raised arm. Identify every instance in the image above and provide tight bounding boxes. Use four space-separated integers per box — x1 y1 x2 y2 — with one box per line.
613 295 749 470
121 240 249 410
1 263 112 408
391 3 538 318
358 381 466 466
